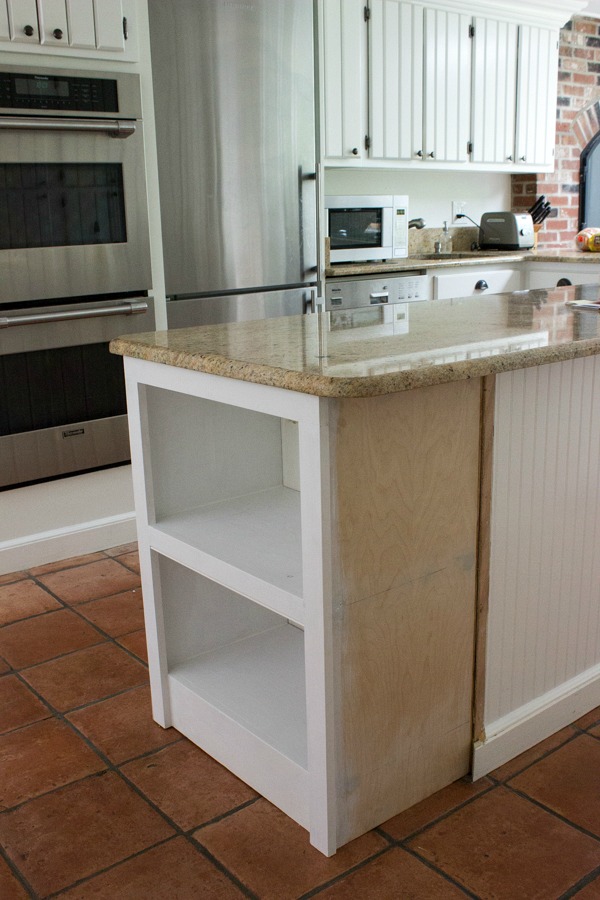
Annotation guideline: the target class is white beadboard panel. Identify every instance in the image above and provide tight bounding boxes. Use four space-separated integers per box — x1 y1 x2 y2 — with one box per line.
485 356 600 727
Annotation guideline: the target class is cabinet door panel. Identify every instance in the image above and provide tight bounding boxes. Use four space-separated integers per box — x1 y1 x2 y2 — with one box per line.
38 0 69 45
7 0 39 42
0 1 9 41
369 0 422 161
66 0 96 48
93 0 123 51
322 0 366 161
515 26 558 168
423 7 471 163
471 18 517 165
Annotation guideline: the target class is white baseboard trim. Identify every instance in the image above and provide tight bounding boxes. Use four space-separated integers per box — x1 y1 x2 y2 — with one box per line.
472 663 600 780
0 512 137 575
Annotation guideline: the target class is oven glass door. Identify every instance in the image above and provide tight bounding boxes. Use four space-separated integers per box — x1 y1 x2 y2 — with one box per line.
0 122 151 303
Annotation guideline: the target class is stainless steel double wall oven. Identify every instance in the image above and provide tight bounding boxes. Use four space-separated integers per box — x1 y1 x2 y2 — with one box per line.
0 64 154 489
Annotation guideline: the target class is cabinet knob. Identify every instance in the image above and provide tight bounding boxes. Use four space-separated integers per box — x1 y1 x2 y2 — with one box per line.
475 279 489 291
23 24 35 36
519 155 526 161
351 147 359 156
556 278 572 287
506 154 513 161
53 28 64 39
427 151 435 158
415 150 423 158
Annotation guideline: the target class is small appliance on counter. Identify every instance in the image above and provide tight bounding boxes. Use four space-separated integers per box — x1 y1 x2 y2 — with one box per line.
325 195 409 263
479 212 534 251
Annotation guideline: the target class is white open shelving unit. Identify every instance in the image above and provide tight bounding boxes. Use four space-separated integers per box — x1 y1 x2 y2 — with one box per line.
124 357 335 853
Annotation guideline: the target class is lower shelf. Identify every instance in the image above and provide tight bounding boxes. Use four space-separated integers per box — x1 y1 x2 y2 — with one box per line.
167 622 309 829
169 622 307 768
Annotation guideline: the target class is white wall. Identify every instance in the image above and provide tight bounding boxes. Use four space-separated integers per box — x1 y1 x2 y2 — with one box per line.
324 169 512 229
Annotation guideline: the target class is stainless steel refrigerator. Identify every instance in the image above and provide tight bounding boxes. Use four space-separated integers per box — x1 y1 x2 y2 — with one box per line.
147 0 318 327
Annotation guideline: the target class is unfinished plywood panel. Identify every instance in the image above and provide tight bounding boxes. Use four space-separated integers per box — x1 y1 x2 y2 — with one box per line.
330 378 481 844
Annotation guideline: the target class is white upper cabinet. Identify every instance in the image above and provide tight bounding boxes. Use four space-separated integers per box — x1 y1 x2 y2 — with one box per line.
470 17 518 165
0 0 136 59
321 0 367 161
515 26 559 169
320 0 570 172
368 0 422 162
422 6 472 163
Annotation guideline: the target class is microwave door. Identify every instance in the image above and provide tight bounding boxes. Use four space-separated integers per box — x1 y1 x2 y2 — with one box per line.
0 119 151 304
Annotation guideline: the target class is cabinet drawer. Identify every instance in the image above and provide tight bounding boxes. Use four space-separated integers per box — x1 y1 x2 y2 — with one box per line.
432 267 522 300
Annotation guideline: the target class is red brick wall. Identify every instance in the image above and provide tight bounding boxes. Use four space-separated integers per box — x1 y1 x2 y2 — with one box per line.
511 17 600 249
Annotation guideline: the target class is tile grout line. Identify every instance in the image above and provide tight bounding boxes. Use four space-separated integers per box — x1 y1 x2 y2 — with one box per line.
503 781 600 845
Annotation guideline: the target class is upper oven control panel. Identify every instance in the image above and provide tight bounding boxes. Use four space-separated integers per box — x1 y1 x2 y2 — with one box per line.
0 65 142 119
0 71 118 113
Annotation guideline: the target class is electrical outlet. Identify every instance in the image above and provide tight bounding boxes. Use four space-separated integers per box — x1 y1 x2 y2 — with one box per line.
452 200 467 222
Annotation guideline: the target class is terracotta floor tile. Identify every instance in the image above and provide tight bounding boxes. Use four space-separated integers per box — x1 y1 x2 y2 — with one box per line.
490 725 578 781
509 734 600 837
122 740 257 830
0 856 29 900
382 776 494 841
35 558 140 605
0 608 103 669
0 675 50 734
0 718 105 808
78 588 145 637
104 541 138 557
116 629 148 663
576 706 600 730
406 786 600 899
67 684 179 764
60 836 244 898
0 771 174 896
196 798 387 899
118 550 141 575
0 579 61 626
317 846 467 898
22 643 148 712
0 572 27 587
28 551 107 577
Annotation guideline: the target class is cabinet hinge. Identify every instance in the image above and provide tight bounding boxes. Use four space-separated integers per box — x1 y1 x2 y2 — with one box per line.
123 16 128 40
364 6 371 22
469 24 475 38
365 135 371 151
467 141 473 154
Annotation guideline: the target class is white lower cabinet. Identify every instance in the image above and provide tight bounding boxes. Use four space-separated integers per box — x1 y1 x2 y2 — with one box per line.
124 356 479 856
526 264 600 289
432 266 522 299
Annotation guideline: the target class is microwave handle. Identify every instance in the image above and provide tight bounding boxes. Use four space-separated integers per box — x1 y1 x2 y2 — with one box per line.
0 116 136 138
0 300 149 328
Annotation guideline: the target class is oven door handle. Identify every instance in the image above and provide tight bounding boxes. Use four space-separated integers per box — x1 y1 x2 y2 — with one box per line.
0 116 136 138
0 300 149 328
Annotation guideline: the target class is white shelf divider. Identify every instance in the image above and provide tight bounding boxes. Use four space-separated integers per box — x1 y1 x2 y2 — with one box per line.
148 485 304 624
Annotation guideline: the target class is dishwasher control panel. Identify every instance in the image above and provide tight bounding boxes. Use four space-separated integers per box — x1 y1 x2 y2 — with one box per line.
325 273 428 310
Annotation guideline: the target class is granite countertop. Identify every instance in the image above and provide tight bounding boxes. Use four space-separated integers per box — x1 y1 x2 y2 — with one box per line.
325 249 600 278
111 284 600 399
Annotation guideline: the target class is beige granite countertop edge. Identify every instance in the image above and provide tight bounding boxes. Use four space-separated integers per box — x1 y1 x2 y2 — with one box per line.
111 336 600 399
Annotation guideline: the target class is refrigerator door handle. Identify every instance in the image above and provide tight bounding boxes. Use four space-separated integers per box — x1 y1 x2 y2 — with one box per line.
303 286 318 314
298 166 318 282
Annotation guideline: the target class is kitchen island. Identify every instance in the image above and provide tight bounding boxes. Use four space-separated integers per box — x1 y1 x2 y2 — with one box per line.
111 284 600 856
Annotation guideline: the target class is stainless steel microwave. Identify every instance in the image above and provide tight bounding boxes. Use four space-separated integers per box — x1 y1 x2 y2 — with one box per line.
325 194 409 264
